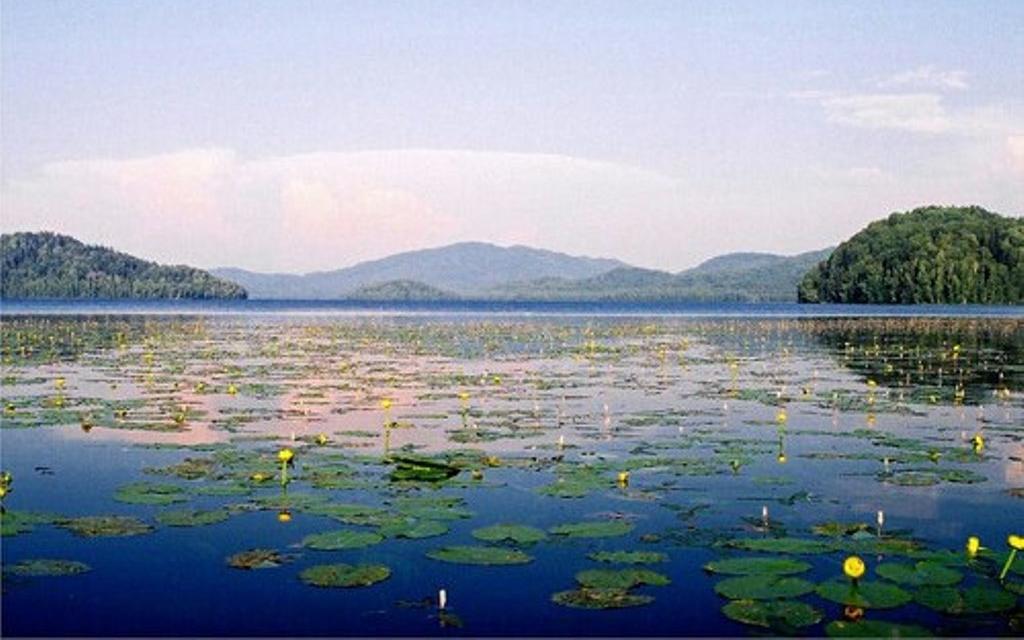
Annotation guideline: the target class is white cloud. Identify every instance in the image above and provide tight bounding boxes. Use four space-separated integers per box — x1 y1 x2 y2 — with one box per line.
877 65 969 91
821 93 951 133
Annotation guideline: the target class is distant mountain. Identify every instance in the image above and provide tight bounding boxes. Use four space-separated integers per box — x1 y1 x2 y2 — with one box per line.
348 280 457 301
212 242 626 298
0 232 247 300
486 249 833 302
799 205 1023 304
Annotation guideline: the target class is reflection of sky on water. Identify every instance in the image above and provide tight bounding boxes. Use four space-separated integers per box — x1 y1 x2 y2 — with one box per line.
1 314 1021 636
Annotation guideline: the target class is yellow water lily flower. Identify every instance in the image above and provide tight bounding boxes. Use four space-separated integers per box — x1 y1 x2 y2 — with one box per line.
277 510 292 523
775 409 787 424
966 536 981 557
843 555 865 580
314 433 329 446
250 472 271 483
1000 534 1023 580
617 471 630 486
277 448 294 464
380 399 393 410
971 434 984 452
1010 534 1024 551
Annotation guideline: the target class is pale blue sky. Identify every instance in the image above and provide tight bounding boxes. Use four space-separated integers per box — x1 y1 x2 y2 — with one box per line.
2 1 1022 272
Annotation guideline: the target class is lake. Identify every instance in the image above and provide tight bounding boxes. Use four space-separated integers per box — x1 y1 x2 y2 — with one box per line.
1 302 1022 637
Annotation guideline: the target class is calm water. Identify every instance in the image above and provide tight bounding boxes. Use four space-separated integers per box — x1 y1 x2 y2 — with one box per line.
1 303 1022 637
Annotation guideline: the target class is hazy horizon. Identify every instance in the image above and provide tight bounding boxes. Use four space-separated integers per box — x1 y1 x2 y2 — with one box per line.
2 1 1022 273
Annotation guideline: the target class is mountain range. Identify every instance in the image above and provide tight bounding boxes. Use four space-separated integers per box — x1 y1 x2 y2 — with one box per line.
211 242 832 302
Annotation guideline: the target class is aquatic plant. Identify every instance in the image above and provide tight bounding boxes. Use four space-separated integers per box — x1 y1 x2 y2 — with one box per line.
299 563 391 588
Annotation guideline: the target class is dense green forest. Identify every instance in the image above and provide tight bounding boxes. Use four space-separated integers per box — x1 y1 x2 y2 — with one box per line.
798 206 1023 304
1 232 247 299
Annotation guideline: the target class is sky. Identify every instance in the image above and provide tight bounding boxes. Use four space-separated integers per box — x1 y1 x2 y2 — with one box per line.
2 0 1022 273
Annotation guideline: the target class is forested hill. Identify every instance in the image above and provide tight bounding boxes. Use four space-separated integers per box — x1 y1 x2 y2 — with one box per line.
798 206 1023 304
0 232 248 299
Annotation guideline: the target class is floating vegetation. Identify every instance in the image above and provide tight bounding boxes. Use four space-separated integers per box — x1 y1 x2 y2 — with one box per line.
377 518 449 539
58 515 153 538
1 510 60 537
6 558 91 577
815 580 913 609
714 575 815 600
875 561 962 587
825 619 932 637
155 508 231 527
576 568 670 589
426 546 533 566
299 563 391 588
113 482 188 506
589 551 668 565
226 549 292 570
913 585 1017 614
301 529 384 550
721 537 833 555
549 520 634 539
471 524 547 545
721 599 822 629
551 588 654 610
703 557 812 576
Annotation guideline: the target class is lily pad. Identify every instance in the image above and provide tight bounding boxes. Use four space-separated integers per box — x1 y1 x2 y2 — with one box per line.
722 537 833 554
377 518 449 539
299 563 391 587
7 558 91 576
426 545 533 565
913 585 1016 614
704 557 811 575
576 568 670 589
549 520 634 538
113 482 188 505
472 524 547 545
722 599 822 629
715 574 815 600
815 580 913 609
58 515 154 537
226 548 292 570
825 620 932 637
551 588 654 609
156 508 231 527
1 510 60 537
875 561 961 587
589 551 668 565
302 529 384 550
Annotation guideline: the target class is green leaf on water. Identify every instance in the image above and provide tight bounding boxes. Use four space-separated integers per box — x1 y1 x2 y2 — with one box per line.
549 520 634 538
426 545 533 565
7 558 91 577
714 575 815 600
721 537 833 554
875 561 961 587
301 529 384 550
815 579 912 609
551 588 654 609
704 557 811 575
913 585 1016 614
722 599 822 629
377 518 449 539
58 515 154 538
576 568 670 589
825 620 932 638
472 524 547 545
589 551 668 565
299 563 391 587
113 482 188 505
226 548 292 570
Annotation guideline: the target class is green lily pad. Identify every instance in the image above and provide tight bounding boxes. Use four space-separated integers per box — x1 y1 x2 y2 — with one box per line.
226 548 292 570
377 518 449 539
704 557 812 575
549 520 634 538
552 588 654 609
156 508 230 527
113 482 188 505
715 574 815 600
589 551 668 565
815 580 913 609
1 510 60 537
576 568 670 589
7 558 91 576
812 522 872 537
58 515 154 537
301 529 384 550
426 545 533 565
914 585 1016 614
875 561 961 586
299 563 391 587
722 599 822 629
825 620 932 637
472 524 547 545
722 537 833 554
